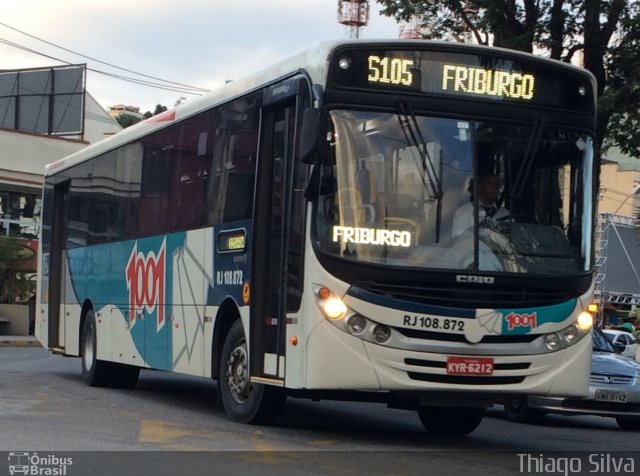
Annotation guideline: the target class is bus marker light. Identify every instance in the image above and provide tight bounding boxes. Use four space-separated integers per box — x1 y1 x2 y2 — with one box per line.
289 336 298 346
338 57 351 70
577 311 594 331
317 287 331 299
242 283 251 305
588 303 598 313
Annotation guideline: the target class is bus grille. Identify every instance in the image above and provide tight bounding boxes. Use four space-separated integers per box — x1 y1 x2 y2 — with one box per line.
357 281 570 309
405 358 529 385
407 372 525 385
396 327 539 344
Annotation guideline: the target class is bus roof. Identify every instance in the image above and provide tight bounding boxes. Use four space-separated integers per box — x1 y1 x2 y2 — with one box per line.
44 39 594 177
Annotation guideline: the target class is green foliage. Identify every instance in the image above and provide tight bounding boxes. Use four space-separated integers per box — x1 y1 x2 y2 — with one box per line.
143 104 169 120
115 113 142 129
600 11 640 157
0 236 36 304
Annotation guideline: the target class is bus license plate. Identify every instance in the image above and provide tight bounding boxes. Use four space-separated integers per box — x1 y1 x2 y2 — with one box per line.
446 357 494 376
595 389 627 403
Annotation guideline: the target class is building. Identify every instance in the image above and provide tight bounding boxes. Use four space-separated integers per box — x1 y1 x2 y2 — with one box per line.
0 91 121 242
108 104 144 121
0 65 121 324
594 148 640 323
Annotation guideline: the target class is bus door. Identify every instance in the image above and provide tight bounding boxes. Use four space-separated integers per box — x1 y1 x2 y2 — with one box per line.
250 80 300 383
47 181 70 350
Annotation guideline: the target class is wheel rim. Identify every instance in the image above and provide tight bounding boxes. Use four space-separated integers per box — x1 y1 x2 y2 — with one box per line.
83 323 95 371
225 338 250 404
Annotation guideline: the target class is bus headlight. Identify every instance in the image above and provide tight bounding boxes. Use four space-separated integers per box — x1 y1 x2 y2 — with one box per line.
544 333 561 351
347 314 367 334
577 311 594 331
314 286 349 320
322 297 348 320
372 325 391 343
542 316 592 352
562 325 580 344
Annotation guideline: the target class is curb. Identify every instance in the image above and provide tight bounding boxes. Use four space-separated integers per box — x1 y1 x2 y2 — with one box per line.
0 337 42 348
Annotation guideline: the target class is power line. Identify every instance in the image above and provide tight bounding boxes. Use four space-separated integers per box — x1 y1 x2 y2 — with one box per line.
0 22 208 95
0 36 206 96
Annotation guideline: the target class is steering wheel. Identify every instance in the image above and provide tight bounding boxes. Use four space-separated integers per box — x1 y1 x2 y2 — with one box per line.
496 214 538 224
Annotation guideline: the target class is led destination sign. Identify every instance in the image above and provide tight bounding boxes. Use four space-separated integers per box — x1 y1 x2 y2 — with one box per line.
330 47 594 112
367 56 536 101
441 64 535 100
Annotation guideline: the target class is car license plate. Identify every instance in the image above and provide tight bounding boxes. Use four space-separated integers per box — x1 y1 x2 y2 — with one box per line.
446 357 494 376
595 389 627 403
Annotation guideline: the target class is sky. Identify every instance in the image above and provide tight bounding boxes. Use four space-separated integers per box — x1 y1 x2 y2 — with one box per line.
0 1 401 114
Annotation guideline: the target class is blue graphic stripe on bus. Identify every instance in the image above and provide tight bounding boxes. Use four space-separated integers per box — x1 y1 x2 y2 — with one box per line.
347 286 476 318
497 299 577 334
66 233 186 370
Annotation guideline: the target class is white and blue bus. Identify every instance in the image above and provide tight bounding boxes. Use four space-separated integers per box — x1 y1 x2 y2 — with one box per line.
36 40 597 435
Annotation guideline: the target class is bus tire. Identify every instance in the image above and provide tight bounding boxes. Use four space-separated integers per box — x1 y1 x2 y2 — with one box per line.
81 310 114 387
417 406 485 436
504 395 535 423
616 416 640 431
219 319 285 424
109 363 140 389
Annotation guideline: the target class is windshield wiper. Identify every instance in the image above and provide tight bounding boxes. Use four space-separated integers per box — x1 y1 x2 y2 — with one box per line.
513 115 546 199
397 100 443 242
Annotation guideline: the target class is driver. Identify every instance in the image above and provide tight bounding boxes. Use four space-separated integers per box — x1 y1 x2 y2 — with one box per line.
452 173 509 238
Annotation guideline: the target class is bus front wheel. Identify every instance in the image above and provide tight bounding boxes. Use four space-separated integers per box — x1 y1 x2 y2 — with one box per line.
417 406 485 436
219 319 285 424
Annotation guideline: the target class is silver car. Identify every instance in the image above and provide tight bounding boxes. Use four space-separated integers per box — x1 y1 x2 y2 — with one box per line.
503 327 640 430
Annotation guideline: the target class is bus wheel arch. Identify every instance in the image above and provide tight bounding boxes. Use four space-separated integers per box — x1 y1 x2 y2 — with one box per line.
210 298 241 380
80 304 111 387
79 301 139 389
218 318 286 424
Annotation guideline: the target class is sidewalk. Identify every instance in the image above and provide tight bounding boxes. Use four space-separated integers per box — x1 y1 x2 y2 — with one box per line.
0 335 42 348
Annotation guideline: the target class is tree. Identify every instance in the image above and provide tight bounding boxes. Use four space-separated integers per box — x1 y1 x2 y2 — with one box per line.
599 8 640 156
115 113 142 129
376 0 638 155
0 236 36 304
143 104 168 120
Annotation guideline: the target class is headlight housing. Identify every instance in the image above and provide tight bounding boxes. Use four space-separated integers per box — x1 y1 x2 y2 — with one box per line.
314 285 394 346
542 320 592 352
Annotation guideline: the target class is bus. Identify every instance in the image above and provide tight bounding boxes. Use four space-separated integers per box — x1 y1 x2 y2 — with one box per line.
35 40 597 436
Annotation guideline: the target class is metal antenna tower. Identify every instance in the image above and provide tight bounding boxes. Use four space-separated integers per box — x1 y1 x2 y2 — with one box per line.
337 0 369 39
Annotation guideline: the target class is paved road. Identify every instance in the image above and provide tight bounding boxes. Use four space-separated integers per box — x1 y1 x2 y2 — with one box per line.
1 347 638 476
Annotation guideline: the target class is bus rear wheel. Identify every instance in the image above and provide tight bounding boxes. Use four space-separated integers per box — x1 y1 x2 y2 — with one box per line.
81 310 113 387
81 310 139 389
219 319 285 424
417 406 485 436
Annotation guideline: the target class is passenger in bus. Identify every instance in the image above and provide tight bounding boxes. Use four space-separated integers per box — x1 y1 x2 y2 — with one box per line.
451 173 509 238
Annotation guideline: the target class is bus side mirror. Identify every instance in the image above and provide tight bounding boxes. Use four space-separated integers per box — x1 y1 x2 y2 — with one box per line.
298 108 320 164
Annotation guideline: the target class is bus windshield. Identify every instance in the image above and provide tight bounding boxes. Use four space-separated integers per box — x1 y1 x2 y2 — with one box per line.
313 109 594 275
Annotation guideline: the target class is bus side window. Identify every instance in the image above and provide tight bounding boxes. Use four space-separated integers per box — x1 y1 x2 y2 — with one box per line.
206 93 261 225
222 130 257 222
170 112 213 231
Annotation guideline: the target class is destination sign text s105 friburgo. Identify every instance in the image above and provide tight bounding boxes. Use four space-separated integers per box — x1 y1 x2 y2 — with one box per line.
366 55 536 101
330 48 594 112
